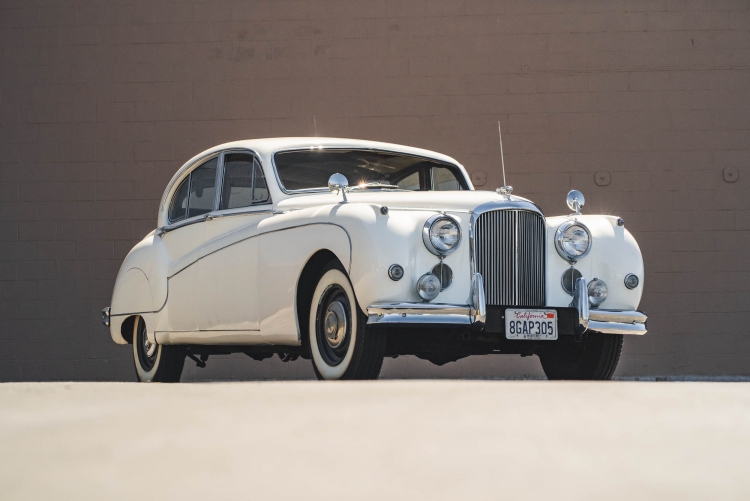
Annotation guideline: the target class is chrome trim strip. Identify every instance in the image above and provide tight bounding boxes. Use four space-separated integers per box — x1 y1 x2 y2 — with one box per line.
160 148 272 227
112 222 353 318
472 273 486 327
168 222 353 279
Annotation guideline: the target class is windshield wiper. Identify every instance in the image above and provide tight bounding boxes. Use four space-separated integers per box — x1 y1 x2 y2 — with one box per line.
349 182 402 191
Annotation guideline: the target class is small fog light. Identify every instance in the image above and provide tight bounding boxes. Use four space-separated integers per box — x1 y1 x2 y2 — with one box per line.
416 273 441 301
388 264 404 281
624 273 639 290
587 278 608 308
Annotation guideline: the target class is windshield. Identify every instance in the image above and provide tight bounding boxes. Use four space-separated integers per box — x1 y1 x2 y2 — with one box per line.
274 149 467 192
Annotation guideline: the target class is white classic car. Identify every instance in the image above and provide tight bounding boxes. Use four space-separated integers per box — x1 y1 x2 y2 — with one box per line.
104 137 646 382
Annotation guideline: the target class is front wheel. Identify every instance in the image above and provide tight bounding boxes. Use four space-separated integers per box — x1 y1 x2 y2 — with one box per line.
308 263 386 380
539 334 623 380
133 316 185 383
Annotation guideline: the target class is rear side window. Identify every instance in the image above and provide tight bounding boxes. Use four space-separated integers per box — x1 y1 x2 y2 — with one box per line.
220 153 269 210
168 157 219 223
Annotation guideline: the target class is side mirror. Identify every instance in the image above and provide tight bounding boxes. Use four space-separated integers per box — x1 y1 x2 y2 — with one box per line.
566 190 585 215
328 173 349 203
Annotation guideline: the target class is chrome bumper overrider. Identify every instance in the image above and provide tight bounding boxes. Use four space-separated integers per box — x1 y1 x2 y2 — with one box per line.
366 274 647 335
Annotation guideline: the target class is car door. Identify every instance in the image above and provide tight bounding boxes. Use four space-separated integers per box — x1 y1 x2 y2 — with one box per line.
198 151 273 332
160 156 219 332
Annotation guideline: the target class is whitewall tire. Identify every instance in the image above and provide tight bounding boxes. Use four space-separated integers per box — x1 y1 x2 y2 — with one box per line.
132 316 185 383
308 263 385 380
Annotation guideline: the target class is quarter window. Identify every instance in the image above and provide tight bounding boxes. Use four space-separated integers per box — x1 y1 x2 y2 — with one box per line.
432 166 462 191
220 153 269 210
167 157 219 223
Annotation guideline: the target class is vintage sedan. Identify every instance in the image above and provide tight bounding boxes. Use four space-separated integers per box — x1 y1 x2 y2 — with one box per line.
103 137 646 382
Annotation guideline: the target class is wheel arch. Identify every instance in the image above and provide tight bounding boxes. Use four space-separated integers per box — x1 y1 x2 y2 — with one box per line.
295 249 347 351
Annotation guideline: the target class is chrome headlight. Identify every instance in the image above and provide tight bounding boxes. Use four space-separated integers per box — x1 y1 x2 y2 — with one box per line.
555 220 592 261
422 215 462 256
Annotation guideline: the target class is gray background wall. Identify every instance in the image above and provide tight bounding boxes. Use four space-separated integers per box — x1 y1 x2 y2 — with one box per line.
1 0 749 381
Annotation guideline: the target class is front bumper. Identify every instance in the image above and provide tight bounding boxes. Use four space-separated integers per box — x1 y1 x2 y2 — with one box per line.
366 275 647 336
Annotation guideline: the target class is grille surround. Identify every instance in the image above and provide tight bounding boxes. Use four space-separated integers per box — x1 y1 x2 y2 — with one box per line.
473 209 546 307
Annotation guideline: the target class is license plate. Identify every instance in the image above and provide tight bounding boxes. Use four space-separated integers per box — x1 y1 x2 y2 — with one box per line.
505 309 558 340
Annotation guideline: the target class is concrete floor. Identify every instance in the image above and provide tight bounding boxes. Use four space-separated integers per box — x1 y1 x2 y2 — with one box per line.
0 382 748 500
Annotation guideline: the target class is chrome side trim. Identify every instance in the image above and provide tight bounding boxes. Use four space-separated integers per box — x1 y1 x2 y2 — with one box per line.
112 222 353 318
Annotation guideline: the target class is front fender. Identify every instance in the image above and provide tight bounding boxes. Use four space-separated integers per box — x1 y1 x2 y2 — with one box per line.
546 215 644 310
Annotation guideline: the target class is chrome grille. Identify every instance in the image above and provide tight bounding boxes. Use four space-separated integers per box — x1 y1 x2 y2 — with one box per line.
474 210 546 306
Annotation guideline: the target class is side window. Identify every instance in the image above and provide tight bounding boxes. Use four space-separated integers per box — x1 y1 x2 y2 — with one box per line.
169 177 190 222
187 158 218 218
432 166 462 191
221 153 254 210
396 171 420 191
220 154 269 209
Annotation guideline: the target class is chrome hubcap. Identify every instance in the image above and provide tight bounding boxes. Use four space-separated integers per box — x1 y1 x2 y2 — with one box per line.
143 335 157 358
324 301 347 348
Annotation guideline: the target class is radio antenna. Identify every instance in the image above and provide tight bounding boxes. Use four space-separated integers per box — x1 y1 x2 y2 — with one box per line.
498 120 506 187
496 120 512 197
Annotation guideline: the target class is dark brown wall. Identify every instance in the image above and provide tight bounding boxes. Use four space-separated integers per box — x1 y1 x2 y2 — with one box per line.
1 0 749 381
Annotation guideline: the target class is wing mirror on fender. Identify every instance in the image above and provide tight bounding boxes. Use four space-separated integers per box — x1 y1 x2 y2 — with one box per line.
328 173 349 203
567 190 585 215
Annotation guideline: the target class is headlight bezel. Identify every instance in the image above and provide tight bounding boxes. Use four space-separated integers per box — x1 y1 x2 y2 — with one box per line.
554 220 592 262
422 214 462 256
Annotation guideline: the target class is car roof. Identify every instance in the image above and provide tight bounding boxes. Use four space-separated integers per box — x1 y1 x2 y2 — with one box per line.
187 137 464 167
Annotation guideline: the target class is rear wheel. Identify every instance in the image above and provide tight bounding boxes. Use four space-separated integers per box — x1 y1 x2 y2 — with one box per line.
133 316 185 383
308 262 385 380
539 333 623 380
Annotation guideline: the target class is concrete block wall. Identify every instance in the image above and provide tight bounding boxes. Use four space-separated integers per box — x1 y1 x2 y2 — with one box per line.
1 0 749 381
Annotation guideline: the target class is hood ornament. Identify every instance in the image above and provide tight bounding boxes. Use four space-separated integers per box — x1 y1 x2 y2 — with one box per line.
567 190 585 215
496 186 513 199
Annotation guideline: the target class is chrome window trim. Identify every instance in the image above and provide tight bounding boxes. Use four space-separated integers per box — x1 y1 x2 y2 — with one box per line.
162 148 272 228
165 152 221 226
270 146 470 195
217 149 272 211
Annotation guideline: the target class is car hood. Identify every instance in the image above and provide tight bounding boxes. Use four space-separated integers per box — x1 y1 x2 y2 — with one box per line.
275 190 541 213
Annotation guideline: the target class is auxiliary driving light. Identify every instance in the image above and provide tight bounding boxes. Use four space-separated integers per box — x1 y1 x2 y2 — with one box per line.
416 273 441 301
587 278 608 307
